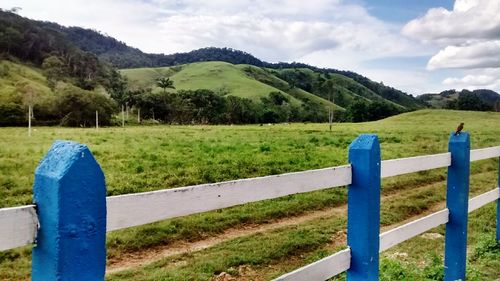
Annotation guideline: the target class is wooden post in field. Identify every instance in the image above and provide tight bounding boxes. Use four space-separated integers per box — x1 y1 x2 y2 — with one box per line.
137 108 140 123
28 105 32 137
121 105 125 127
32 141 106 281
329 97 334 131
96 110 99 131
444 132 470 281
347 134 381 281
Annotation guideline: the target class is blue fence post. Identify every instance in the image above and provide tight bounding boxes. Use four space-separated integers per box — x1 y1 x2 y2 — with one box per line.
32 141 107 281
347 134 381 281
444 132 470 281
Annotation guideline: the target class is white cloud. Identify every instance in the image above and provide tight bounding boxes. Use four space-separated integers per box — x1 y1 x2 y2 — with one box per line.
443 68 500 92
402 0 500 42
402 0 500 93
427 40 500 70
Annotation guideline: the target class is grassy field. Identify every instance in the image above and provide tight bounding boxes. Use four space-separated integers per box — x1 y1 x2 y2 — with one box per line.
0 109 499 280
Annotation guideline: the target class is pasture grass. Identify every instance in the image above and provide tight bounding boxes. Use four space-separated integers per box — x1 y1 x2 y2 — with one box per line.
0 109 499 280
121 61 302 104
1 109 499 209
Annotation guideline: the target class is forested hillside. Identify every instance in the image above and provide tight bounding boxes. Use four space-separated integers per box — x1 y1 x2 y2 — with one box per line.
418 89 500 111
122 62 410 123
68 36 425 110
0 9 121 126
16 10 423 111
0 9 425 126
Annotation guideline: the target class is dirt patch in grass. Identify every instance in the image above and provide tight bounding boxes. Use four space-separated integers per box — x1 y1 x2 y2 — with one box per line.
106 206 344 274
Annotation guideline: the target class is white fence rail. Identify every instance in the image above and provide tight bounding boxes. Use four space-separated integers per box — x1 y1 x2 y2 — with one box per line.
470 146 500 161
106 165 351 231
381 152 451 178
274 248 351 281
0 205 37 251
379 208 449 252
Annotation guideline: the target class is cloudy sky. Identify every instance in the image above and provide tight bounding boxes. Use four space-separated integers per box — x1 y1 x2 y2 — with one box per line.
2 0 500 95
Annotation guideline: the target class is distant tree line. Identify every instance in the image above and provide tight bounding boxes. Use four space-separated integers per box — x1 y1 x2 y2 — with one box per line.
445 90 495 111
123 88 333 124
0 81 117 126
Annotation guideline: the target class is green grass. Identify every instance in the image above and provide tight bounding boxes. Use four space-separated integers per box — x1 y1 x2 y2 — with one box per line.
0 109 499 280
236 64 344 110
122 61 302 104
0 60 53 105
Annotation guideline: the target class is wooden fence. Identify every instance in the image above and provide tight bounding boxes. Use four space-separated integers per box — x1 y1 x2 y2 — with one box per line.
0 132 499 280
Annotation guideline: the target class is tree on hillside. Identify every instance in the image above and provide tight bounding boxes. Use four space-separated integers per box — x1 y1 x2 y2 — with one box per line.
346 101 368 122
42 56 67 89
57 84 117 127
156 77 175 93
456 91 491 111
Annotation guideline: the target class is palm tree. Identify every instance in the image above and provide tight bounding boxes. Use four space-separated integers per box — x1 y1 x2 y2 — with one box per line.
156 77 175 93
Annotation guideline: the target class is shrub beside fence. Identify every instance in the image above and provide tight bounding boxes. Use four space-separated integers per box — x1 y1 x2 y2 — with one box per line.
0 132 499 280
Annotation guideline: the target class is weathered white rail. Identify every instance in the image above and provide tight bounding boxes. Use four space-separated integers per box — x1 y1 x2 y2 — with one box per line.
379 208 449 252
106 165 352 231
470 146 500 161
468 188 500 213
381 152 451 178
0 205 37 251
274 248 351 281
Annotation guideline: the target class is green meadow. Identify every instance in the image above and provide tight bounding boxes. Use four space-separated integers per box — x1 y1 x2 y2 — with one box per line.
0 109 499 280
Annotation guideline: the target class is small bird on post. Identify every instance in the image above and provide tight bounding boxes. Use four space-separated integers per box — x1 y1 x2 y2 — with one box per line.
455 122 464 135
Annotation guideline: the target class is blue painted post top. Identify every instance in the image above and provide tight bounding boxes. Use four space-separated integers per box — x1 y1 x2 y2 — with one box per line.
444 132 470 281
32 141 107 281
347 134 381 281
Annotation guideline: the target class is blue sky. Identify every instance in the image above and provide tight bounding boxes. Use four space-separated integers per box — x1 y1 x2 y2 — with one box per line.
2 0 499 95
364 0 454 23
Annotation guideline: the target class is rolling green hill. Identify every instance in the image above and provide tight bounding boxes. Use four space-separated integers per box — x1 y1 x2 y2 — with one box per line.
121 61 414 114
121 61 344 110
418 89 500 111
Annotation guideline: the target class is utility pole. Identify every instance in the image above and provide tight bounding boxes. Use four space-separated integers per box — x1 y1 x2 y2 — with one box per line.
23 85 36 137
